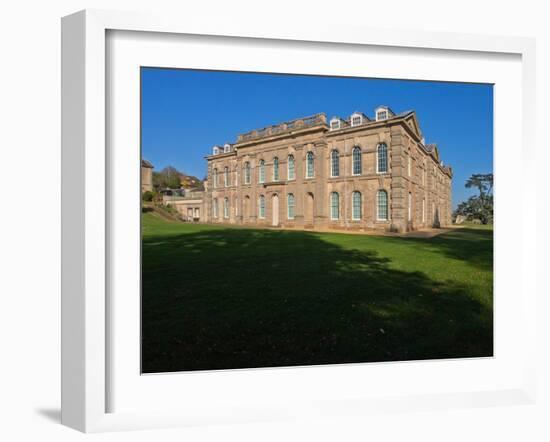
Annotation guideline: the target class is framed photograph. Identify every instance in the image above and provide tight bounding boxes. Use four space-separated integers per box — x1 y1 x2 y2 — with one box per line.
61 9 537 433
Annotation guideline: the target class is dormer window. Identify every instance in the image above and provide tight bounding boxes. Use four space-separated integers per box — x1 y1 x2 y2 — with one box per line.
330 118 341 131
224 143 231 153
375 106 394 121
350 113 363 127
213 146 220 155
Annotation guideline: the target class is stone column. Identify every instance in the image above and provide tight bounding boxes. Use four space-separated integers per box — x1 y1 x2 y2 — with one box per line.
389 127 407 232
313 141 327 227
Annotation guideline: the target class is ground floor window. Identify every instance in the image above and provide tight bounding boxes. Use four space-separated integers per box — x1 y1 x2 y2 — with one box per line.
287 193 295 219
258 195 265 218
377 190 388 221
352 191 361 220
330 192 339 220
223 197 229 218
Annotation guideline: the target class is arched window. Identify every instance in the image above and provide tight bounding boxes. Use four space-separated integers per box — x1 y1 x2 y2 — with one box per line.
377 143 388 173
408 192 412 221
377 190 388 221
273 157 279 181
287 155 295 180
213 168 218 188
330 192 339 220
352 191 362 220
224 166 229 187
244 161 251 184
258 195 265 218
306 151 314 178
331 150 340 177
258 160 265 183
213 198 219 218
287 193 295 219
352 146 362 175
408 154 412 177
223 197 229 218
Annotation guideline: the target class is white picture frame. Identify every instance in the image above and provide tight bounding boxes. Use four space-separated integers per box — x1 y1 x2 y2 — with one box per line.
61 9 537 433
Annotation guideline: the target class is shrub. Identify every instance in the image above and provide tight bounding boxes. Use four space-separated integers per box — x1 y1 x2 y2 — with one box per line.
142 191 154 202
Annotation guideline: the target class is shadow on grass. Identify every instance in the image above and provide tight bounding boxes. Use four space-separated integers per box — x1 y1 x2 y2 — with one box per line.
142 228 493 373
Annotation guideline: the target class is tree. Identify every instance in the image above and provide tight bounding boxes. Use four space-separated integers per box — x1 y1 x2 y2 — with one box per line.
152 166 183 189
454 173 493 224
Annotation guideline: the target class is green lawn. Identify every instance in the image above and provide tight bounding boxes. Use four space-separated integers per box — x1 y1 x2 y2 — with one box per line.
142 212 493 373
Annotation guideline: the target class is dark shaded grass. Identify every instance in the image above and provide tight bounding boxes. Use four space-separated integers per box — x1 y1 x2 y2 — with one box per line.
142 214 493 373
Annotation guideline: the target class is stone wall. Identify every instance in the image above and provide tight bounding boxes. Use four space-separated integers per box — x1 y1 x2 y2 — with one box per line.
205 112 452 233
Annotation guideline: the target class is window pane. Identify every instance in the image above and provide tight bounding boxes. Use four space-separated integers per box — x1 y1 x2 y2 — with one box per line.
259 195 265 218
330 192 339 220
306 152 314 178
273 157 279 181
288 155 295 180
352 191 361 220
378 144 388 173
259 160 265 183
287 193 295 219
377 190 388 220
352 147 362 175
331 150 339 177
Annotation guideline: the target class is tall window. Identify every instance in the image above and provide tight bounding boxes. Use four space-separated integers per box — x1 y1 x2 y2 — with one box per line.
377 143 388 173
408 192 412 221
377 190 388 221
213 168 218 188
244 161 251 184
306 151 314 178
287 155 295 180
330 192 339 220
352 191 362 220
223 197 229 218
213 198 218 218
258 160 265 183
273 157 279 181
224 166 229 187
287 193 295 219
331 150 340 177
352 146 362 175
258 195 265 218
422 198 426 223
408 155 412 177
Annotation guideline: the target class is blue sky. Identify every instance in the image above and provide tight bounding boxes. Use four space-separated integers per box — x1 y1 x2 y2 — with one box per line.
141 68 493 208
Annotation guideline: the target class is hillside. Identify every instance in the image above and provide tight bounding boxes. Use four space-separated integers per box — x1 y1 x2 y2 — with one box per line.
178 173 204 190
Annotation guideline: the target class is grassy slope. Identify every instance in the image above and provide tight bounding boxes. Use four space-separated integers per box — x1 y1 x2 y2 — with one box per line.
142 213 493 372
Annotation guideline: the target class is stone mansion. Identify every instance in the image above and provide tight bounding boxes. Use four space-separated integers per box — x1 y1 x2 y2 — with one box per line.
202 106 452 233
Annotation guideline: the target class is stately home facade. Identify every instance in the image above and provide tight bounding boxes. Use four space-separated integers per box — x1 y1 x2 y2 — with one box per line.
205 107 452 233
